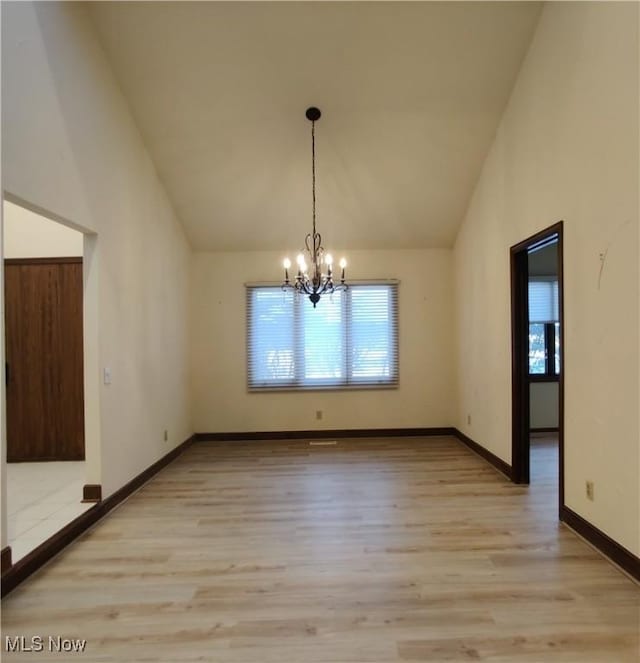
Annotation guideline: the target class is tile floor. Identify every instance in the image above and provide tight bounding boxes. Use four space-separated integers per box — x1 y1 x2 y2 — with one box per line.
6 461 92 562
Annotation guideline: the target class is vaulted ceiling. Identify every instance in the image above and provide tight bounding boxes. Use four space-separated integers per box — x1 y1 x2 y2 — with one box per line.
89 2 542 251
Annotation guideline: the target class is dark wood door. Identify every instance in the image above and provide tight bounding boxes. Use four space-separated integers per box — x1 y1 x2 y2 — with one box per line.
5 258 85 461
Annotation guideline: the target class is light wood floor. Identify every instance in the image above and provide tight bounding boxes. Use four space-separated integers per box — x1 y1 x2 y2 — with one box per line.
2 436 639 662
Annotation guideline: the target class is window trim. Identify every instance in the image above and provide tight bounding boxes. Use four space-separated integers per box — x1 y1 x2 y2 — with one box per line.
528 373 559 383
246 280 399 392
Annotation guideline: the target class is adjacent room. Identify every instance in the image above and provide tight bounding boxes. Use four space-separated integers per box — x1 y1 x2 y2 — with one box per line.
1 1 638 661
528 236 561 490
3 200 92 562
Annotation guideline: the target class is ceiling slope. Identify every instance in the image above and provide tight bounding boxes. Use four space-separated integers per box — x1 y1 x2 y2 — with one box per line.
89 1 542 251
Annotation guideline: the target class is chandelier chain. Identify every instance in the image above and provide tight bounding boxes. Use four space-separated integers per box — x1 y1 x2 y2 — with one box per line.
311 120 316 239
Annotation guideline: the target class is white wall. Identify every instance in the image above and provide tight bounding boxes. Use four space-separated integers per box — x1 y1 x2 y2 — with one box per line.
528 242 557 277
530 382 559 429
528 242 559 429
1 2 192 507
454 2 639 555
191 249 454 432
3 200 83 258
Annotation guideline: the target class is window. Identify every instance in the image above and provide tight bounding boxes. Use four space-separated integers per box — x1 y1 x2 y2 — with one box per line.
247 283 398 390
528 278 560 378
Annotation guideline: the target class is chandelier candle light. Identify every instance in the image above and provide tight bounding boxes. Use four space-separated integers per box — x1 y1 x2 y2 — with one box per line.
282 107 347 308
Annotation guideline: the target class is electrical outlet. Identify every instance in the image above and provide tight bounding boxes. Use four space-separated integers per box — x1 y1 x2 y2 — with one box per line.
467 414 471 425
586 480 594 501
164 429 168 442
316 410 323 420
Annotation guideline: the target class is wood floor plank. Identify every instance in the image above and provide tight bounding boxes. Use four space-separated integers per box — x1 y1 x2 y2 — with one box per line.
2 435 638 661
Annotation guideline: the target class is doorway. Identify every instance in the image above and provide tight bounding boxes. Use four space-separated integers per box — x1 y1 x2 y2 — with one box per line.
510 222 564 512
3 199 92 562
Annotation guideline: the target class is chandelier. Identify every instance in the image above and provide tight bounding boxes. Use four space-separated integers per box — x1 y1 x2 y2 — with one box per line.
282 107 347 308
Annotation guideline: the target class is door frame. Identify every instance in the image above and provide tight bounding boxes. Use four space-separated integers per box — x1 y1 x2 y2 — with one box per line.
2 193 102 488
510 221 564 512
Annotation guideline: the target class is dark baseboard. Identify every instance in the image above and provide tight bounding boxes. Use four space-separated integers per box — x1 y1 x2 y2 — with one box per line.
1 435 195 597
82 484 102 503
99 435 194 514
452 429 512 480
4 257 82 265
195 427 456 442
1 547 11 574
7 456 85 463
560 506 640 582
2 507 102 597
531 427 559 433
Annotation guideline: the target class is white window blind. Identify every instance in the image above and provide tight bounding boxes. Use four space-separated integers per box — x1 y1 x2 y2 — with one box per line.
247 283 398 390
528 279 559 323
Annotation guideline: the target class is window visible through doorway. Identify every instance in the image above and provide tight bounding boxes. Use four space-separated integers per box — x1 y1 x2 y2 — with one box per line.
528 278 560 377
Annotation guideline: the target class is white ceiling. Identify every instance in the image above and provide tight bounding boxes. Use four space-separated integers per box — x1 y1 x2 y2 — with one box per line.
89 1 542 251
